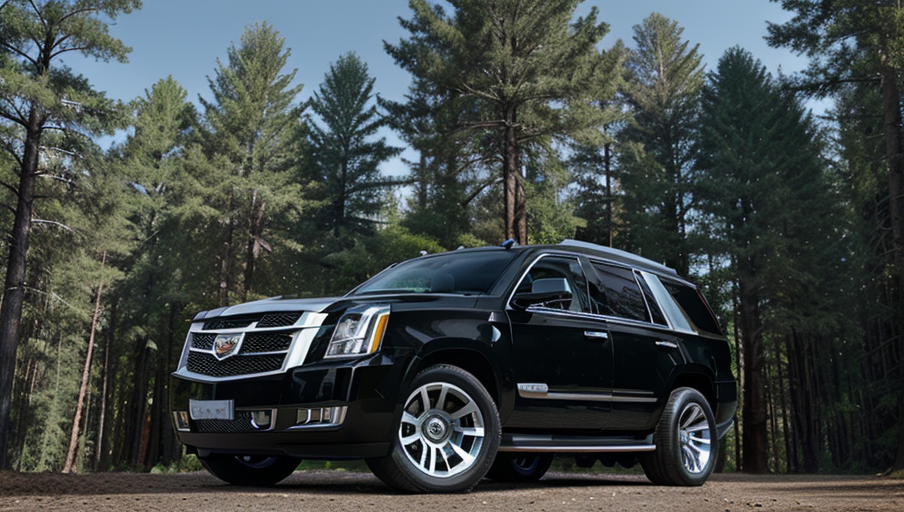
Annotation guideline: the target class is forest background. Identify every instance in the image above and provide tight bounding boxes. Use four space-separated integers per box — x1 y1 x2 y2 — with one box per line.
0 0 902 478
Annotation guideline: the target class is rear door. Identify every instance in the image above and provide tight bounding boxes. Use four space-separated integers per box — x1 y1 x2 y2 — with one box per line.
586 261 680 431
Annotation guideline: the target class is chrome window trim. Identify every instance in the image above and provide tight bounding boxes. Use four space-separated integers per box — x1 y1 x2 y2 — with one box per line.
506 253 592 313
520 302 675 334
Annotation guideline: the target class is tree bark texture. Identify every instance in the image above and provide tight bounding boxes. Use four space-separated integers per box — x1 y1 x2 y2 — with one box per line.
880 66 904 473
63 253 106 473
739 276 768 474
0 107 40 470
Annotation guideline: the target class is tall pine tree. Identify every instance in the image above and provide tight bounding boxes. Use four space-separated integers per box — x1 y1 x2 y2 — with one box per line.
0 0 140 469
198 22 307 305
306 52 401 237
696 47 832 473
618 13 704 275
386 0 619 244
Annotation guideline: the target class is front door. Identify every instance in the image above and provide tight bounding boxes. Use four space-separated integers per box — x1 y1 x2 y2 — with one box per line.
506 255 613 431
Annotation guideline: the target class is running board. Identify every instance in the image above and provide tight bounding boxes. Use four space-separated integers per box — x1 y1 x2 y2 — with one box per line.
498 433 656 453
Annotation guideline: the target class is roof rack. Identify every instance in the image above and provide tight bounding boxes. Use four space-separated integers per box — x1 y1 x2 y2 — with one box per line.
558 239 678 276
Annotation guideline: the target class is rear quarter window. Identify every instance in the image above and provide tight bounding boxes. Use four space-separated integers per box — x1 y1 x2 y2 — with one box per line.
661 280 723 336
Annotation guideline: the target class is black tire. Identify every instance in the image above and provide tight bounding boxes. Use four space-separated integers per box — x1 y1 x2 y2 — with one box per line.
366 364 501 493
485 452 554 482
641 387 718 486
200 454 301 486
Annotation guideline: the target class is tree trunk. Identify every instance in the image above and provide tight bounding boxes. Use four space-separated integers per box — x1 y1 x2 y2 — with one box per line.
243 193 266 302
503 113 518 243
62 252 106 473
0 107 40 470
881 66 904 472
739 276 768 473
604 142 612 247
94 319 111 470
218 194 235 307
776 336 794 473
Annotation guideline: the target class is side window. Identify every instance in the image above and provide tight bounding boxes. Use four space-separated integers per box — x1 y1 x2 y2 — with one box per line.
661 280 723 335
589 262 650 322
515 256 591 313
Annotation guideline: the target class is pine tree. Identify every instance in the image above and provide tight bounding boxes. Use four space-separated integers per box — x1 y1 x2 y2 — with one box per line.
618 13 704 275
380 67 479 249
696 47 832 473
198 22 307 305
0 0 140 470
767 0 904 472
109 76 196 469
386 0 619 244
306 52 402 237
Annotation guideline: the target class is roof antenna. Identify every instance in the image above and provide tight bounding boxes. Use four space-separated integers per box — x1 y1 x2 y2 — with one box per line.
419 250 428 256
501 239 517 250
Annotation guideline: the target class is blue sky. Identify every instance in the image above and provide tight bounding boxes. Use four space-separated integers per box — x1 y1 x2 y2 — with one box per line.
71 0 810 174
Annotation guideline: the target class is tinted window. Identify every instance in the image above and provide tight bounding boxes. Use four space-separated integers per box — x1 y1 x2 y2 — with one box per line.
589 263 649 322
352 251 517 295
662 280 723 335
514 256 591 313
636 272 668 325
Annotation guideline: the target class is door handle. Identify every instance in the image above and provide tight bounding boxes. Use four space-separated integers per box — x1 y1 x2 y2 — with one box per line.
584 331 609 340
655 341 678 349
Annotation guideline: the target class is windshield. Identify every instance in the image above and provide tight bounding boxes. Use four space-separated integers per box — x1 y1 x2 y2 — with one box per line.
350 250 518 296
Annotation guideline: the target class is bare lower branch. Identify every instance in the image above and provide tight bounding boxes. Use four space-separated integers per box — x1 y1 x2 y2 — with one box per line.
0 181 19 197
31 218 75 233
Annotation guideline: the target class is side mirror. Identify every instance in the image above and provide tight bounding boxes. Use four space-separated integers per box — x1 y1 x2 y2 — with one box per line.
512 278 573 309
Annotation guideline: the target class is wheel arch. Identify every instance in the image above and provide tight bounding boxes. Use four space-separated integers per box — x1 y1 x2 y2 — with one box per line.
670 369 716 408
405 341 511 418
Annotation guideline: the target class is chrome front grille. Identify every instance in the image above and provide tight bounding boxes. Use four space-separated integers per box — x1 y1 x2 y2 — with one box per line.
203 318 255 330
189 331 293 355
241 332 294 353
191 333 215 350
257 312 302 328
186 352 285 377
177 310 327 382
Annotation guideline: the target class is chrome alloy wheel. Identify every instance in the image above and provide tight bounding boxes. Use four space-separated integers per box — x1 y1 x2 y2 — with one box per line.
677 402 712 474
399 381 486 478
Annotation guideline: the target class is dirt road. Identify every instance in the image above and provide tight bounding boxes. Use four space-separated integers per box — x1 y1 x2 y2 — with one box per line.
1 470 902 512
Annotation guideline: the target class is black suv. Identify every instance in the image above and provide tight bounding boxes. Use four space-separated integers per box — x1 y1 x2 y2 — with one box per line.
170 240 737 492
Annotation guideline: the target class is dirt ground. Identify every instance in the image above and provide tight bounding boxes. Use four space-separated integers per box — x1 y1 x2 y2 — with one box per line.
1 470 902 512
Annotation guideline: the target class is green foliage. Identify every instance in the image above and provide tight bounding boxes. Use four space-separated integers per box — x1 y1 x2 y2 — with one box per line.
387 0 622 243
616 13 704 275
766 0 904 95
306 52 402 236
197 22 310 304
2 0 902 477
150 453 203 474
525 143 584 245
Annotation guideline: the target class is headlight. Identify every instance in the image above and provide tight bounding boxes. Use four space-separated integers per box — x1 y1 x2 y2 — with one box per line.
325 305 390 358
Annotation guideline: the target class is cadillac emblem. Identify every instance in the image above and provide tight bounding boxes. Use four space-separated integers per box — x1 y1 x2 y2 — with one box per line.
213 333 243 360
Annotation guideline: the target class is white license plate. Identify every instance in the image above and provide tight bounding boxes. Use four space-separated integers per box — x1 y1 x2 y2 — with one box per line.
189 399 234 420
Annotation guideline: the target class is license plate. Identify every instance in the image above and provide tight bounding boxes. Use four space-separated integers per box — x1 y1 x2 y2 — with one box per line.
189 399 234 420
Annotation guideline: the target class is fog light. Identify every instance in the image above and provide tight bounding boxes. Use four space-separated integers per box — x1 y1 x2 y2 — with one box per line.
293 406 348 428
250 410 272 429
173 411 190 432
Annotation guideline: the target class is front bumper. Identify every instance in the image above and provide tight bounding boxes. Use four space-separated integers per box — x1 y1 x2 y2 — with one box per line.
170 357 402 459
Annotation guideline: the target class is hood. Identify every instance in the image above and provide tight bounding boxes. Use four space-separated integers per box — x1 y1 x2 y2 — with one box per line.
194 296 342 320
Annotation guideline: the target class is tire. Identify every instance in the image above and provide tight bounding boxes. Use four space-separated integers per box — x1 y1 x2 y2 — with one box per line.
366 364 501 493
485 452 554 482
200 454 301 486
641 387 717 486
